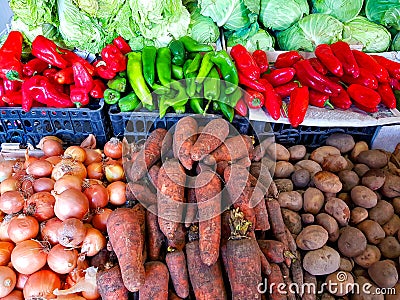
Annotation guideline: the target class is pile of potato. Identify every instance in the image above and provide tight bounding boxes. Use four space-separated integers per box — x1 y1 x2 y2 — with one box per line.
263 133 400 299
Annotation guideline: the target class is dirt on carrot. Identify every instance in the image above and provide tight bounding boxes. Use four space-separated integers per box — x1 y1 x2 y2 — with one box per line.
267 263 288 300
146 205 165 261
166 249 190 299
139 261 169 300
96 265 129 300
173 116 198 170
127 182 157 207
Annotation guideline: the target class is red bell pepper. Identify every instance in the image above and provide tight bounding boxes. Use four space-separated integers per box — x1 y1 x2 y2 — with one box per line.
113 36 132 55
54 67 74 85
0 31 23 80
377 82 396 109
259 78 282 120
390 77 400 91
340 68 378 90
252 48 269 74
62 49 96 76
90 79 107 99
329 89 352 110
371 55 400 80
32 36 70 69
234 98 248 117
23 58 49 77
274 82 298 98
238 72 266 92
94 60 117 80
293 59 342 96
288 83 309 128
330 41 360 78
347 84 381 109
70 86 90 108
354 102 379 113
352 50 389 83
308 58 328 75
275 51 303 68
231 44 260 80
245 89 265 109
72 62 94 92
315 44 343 77
2 90 22 106
309 89 334 108
3 79 22 94
101 45 127 73
0 79 4 104
262 67 296 87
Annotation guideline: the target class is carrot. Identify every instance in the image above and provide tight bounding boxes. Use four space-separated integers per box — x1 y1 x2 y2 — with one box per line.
268 263 288 300
258 245 272 275
173 116 198 170
220 210 231 273
302 272 317 300
251 187 270 231
258 240 286 264
165 249 190 298
148 163 161 189
195 170 222 266
253 136 275 161
167 223 186 251
129 128 169 182
290 250 304 297
285 227 297 254
139 261 169 300
203 135 253 165
107 208 145 292
216 160 229 177
157 158 186 241
185 188 198 227
235 155 252 168
191 118 230 161
146 205 165 261
186 239 227 299
132 204 147 262
168 290 183 300
96 265 129 300
266 199 289 250
127 182 157 207
281 264 296 300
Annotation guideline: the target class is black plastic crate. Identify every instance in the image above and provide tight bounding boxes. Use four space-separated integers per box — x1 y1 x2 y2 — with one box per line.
0 100 109 147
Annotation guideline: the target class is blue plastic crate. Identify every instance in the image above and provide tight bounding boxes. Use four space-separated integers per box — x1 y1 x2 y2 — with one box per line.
0 99 110 147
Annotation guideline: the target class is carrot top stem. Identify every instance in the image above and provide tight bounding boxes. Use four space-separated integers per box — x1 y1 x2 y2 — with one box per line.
229 208 252 240
188 225 199 242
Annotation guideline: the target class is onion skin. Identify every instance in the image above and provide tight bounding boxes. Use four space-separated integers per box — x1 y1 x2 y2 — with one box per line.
53 175 83 195
26 160 53 178
0 179 18 195
104 163 124 183
53 189 89 221
11 240 48 275
23 270 60 300
81 227 106 257
0 242 14 266
84 184 109 209
87 162 104 180
32 178 55 193
0 289 23 300
15 273 29 290
24 192 56 222
7 215 39 244
107 181 126 206
57 218 87 248
42 139 64 157
40 217 62 245
52 159 87 181
0 217 16 242
0 191 24 214
0 266 16 298
104 138 123 159
84 149 102 166
45 156 62 166
47 244 78 274
0 161 14 183
92 208 112 232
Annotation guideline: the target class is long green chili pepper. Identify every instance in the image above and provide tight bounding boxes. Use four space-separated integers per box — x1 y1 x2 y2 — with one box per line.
142 46 157 86
190 97 204 114
179 36 213 52
219 101 235 122
156 47 173 86
196 52 214 84
204 67 220 101
144 103 155 111
183 59 197 97
172 64 184 80
118 92 141 112
127 52 153 106
213 101 221 112
185 53 202 74
211 50 239 94
173 104 186 114
151 83 170 95
169 40 186 66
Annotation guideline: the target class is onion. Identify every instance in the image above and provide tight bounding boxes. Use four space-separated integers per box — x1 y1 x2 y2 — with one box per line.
26 160 53 178
0 266 16 297
107 181 126 206
82 287 101 300
0 216 16 242
0 178 18 195
24 192 55 222
84 149 102 166
81 227 106 257
32 178 55 193
42 139 64 157
91 208 112 232
0 191 24 214
53 189 89 221
104 162 124 183
45 156 62 166
47 244 78 274
7 215 39 243
23 156 38 170
0 161 15 183
23 270 60 300
64 146 86 163
0 289 23 300
86 162 104 180
57 218 87 248
15 273 29 290
52 159 87 181
104 138 123 159
11 240 48 275
0 242 14 266
40 217 62 245
65 257 89 288
56 294 86 300
83 184 109 209
53 175 82 195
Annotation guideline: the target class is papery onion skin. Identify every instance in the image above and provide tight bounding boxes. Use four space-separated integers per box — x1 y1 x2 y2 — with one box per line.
84 184 109 209
53 175 82 195
107 181 126 206
0 266 16 298
40 217 62 245
0 191 24 215
7 215 39 244
23 270 60 300
42 139 64 157
81 227 106 257
32 178 55 193
82 287 101 300
11 240 48 275
0 289 23 300
47 244 78 274
91 208 112 232
0 216 16 242
57 218 87 248
0 161 14 183
15 273 29 290
0 242 14 266
104 138 123 159
64 146 87 163
26 160 53 178
45 156 62 166
104 163 124 183
84 149 102 166
0 178 18 195
52 159 87 181
86 162 104 180
24 192 55 222
53 189 89 221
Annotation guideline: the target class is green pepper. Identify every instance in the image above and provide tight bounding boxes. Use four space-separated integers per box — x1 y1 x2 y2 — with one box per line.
173 104 186 114
104 88 121 105
144 103 155 111
118 92 140 112
196 52 214 84
107 76 126 92
211 50 239 94
156 47 172 87
179 36 213 52
169 40 186 66
213 101 221 112
142 46 157 86
185 53 202 74
172 64 184 80
151 83 170 95
228 87 242 107
204 67 220 101
183 59 197 97
159 83 189 118
127 52 153 106
190 98 204 114
119 71 127 78
219 102 235 122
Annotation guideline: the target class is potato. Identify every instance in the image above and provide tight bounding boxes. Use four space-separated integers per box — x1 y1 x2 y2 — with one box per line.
361 169 386 191
357 150 388 169
326 133 355 153
301 213 315 224
325 271 354 296
278 191 303 211
350 207 369 225
291 169 310 188
351 276 384 300
392 197 400 214
321 293 335 300
325 197 350 226
357 220 385 245
351 141 369 161
295 160 322 177
354 244 381 268
350 185 378 209
281 208 302 235
316 213 340 242
337 192 351 205
378 237 400 259
288 145 306 161
369 200 394 225
338 170 360 192
274 161 295 178
381 174 400 198
345 157 354 171
274 179 293 192
303 187 325 214
338 226 367 257
322 155 348 173
302 246 340 276
339 257 354 272
296 225 328 250
368 260 398 288
310 146 341 164
386 283 400 300
313 171 342 194
353 163 370 177
383 214 400 236
267 143 290 161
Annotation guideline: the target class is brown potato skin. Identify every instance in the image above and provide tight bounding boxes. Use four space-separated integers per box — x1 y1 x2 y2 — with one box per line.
369 200 394 225
295 160 322 176
310 146 341 164
278 191 303 211
338 226 367 258
296 225 329 251
361 169 385 190
350 185 378 209
324 197 350 227
378 236 400 259
326 133 355 153
357 149 388 169
313 171 342 194
321 155 348 173
354 244 381 268
351 141 369 161
383 214 400 236
288 145 306 161
368 260 399 288
316 213 340 242
350 207 369 225
281 208 302 235
302 246 340 276
338 170 359 192
274 161 295 178
303 187 324 215
357 220 386 245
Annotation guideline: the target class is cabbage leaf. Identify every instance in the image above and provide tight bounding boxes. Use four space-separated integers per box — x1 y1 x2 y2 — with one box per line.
9 0 58 29
188 5 219 44
382 7 400 30
311 0 363 22
365 0 400 27
228 28 274 52
392 31 400 50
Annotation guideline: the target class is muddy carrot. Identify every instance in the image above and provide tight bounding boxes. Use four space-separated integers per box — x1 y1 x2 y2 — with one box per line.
302 272 317 300
216 161 229 177
148 164 160 189
281 264 296 300
268 263 288 300
166 249 190 299
173 116 198 170
266 199 289 250
127 182 157 207
235 156 252 168
146 205 165 261
139 261 169 300
185 188 198 227
291 251 304 297
220 209 231 273
258 240 286 264
259 245 272 275
96 265 129 300
167 224 186 251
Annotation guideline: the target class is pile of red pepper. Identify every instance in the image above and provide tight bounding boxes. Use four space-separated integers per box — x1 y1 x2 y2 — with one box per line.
231 41 400 128
0 31 129 112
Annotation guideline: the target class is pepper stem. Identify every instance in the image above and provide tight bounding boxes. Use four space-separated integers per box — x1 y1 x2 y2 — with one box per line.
324 100 334 110
293 80 302 88
256 40 260 51
6 70 23 82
